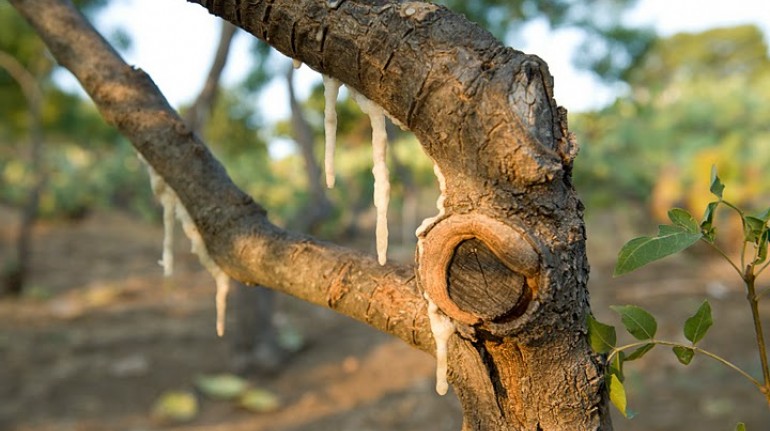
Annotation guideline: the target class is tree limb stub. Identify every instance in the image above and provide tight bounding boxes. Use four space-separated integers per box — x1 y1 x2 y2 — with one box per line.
8 0 433 353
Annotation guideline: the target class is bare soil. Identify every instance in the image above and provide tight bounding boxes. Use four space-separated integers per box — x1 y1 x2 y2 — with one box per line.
1 207 768 430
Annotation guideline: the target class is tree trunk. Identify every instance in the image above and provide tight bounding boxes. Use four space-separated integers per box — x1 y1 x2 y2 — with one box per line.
0 50 45 297
9 0 611 428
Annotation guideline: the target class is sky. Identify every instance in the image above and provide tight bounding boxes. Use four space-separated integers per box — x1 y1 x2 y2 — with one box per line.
60 0 770 120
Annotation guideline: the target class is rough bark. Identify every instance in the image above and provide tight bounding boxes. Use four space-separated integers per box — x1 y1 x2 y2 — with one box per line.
8 0 611 429
0 50 45 297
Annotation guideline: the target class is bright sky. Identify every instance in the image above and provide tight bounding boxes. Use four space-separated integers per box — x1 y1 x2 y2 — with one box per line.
60 0 769 119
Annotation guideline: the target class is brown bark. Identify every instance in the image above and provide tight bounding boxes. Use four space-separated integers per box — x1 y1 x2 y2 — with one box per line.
180 20 284 372
0 50 45 297
9 0 610 428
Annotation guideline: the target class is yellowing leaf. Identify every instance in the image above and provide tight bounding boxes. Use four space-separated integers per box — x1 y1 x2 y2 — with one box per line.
239 388 281 413
152 390 198 423
607 374 634 418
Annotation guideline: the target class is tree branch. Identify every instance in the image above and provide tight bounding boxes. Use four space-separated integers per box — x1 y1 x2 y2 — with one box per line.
184 20 238 132
8 0 433 353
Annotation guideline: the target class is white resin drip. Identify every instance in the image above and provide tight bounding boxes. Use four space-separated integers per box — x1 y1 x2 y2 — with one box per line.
140 155 231 337
351 89 390 265
140 156 177 276
425 293 455 396
322 75 341 188
292 58 302 69
175 203 231 337
415 163 447 258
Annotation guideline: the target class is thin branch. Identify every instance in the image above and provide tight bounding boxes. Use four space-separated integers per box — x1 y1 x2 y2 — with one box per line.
703 239 743 276
610 340 763 389
184 20 238 132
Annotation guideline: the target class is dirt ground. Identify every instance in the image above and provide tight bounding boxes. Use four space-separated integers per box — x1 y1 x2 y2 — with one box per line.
1 207 769 430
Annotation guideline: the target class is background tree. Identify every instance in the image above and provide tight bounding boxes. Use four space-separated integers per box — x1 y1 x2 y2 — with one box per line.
573 24 770 222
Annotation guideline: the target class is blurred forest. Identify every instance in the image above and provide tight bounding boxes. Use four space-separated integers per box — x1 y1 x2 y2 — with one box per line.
1 0 770 430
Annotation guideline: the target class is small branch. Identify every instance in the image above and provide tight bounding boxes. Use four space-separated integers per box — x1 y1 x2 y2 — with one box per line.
184 20 238 132
744 267 770 404
757 258 770 278
610 340 763 389
703 239 743 276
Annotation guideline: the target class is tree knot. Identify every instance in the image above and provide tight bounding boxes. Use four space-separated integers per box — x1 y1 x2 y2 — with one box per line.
416 213 542 334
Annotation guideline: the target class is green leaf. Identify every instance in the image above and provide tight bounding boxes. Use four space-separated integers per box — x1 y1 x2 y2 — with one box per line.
684 300 713 345
744 216 766 243
611 305 657 340
587 314 616 354
607 374 634 418
625 343 655 361
673 345 695 365
195 374 249 400
668 208 700 233
701 201 719 242
736 422 746 431
615 226 702 276
710 165 724 199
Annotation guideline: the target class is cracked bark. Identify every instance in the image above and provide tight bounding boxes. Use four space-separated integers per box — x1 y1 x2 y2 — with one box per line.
9 0 611 429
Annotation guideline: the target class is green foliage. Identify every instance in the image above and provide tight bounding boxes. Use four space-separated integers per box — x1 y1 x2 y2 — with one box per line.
590 172 770 419
572 25 770 214
683 300 713 345
610 305 657 340
672 346 694 365
614 222 702 276
587 314 616 354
